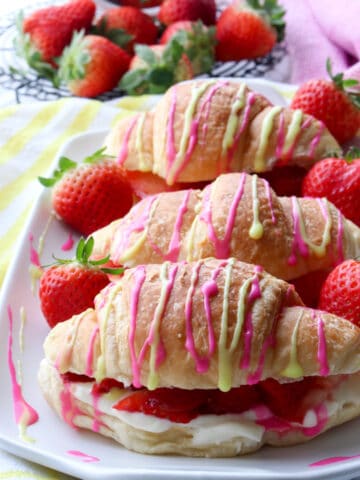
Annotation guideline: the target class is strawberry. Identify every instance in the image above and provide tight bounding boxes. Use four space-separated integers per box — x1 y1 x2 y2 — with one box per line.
16 0 96 79
113 388 207 423
39 237 122 328
259 377 330 424
318 260 360 326
215 0 285 62
58 31 131 97
94 6 158 54
290 270 329 308
38 147 133 236
260 166 307 197
119 0 164 7
120 41 193 95
159 20 216 75
158 0 216 27
302 150 360 227
291 60 360 144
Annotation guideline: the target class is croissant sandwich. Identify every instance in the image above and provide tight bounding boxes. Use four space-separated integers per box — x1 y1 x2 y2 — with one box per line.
39 258 360 457
104 79 340 186
91 172 360 281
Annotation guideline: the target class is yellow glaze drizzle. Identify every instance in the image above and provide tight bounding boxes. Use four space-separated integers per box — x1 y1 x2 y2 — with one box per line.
295 197 332 257
282 109 303 155
119 196 160 263
167 81 215 185
218 270 253 392
148 262 171 390
281 310 304 378
249 174 264 240
135 112 147 171
96 285 122 381
54 312 85 372
19 409 36 444
221 83 247 156
254 106 282 171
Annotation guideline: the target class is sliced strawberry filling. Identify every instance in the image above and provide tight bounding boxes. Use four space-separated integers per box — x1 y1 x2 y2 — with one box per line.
113 377 340 425
61 372 342 427
120 170 209 200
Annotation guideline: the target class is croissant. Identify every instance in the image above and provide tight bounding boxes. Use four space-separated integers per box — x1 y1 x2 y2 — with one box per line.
104 79 340 185
91 172 360 281
39 258 360 456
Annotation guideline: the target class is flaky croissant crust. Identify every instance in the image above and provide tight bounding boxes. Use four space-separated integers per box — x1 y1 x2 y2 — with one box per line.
104 80 340 184
91 173 360 281
44 258 360 392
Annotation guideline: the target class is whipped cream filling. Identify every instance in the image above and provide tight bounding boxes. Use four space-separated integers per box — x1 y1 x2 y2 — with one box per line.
66 373 360 447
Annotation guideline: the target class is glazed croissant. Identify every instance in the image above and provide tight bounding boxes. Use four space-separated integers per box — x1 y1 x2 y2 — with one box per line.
39 258 360 456
91 173 360 281
104 80 340 185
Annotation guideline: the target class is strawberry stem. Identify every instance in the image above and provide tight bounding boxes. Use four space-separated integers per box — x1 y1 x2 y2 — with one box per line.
246 0 286 42
326 58 360 110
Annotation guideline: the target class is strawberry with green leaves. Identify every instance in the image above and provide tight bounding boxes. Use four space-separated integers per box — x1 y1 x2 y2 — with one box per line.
58 31 131 97
94 6 158 54
318 260 360 327
302 148 360 227
291 60 360 144
16 0 96 80
120 40 194 95
159 20 216 76
39 237 123 328
215 0 285 61
158 0 216 26
39 148 133 236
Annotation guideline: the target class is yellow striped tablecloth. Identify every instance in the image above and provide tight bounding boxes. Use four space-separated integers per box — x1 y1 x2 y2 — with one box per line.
0 96 156 287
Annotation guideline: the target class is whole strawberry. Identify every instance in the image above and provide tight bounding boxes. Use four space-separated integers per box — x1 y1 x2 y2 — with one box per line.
215 0 285 61
39 237 122 328
318 260 360 326
39 148 133 236
291 60 360 144
16 0 96 78
120 42 193 95
95 6 158 54
58 31 131 97
302 150 360 227
158 0 216 26
120 0 164 7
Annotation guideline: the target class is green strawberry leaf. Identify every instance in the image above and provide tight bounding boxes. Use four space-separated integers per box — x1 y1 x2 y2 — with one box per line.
246 0 286 42
119 69 148 94
92 18 134 49
148 67 174 86
84 146 110 164
50 236 124 274
57 30 90 84
326 58 360 109
135 44 158 67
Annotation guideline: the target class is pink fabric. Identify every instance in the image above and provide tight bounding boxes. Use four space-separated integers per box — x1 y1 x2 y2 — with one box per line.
280 0 360 84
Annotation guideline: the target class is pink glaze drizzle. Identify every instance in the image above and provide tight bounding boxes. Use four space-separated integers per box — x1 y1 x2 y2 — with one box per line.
288 196 310 265
275 111 285 158
67 450 100 463
60 382 82 428
61 233 74 251
240 265 263 370
7 306 39 434
255 402 329 437
336 212 344 264
314 311 330 376
263 178 276 224
113 195 158 260
129 266 147 388
117 116 138 166
308 121 325 158
164 190 191 261
226 92 256 168
29 233 41 267
309 454 360 467
200 173 246 258
201 81 228 138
